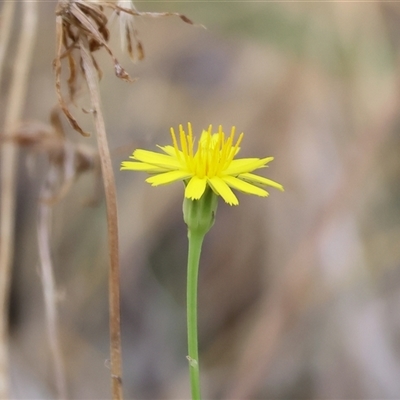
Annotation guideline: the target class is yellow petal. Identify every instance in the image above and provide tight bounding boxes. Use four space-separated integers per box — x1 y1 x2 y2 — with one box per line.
146 170 191 186
158 145 182 158
133 149 181 169
185 176 207 200
224 157 274 175
120 161 167 172
239 173 284 191
208 177 238 205
223 176 268 197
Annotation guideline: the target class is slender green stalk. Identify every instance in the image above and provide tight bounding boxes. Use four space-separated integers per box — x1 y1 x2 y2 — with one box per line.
186 230 204 400
183 187 218 400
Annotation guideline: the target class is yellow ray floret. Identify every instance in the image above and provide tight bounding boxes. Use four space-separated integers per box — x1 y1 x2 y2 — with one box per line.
120 123 284 205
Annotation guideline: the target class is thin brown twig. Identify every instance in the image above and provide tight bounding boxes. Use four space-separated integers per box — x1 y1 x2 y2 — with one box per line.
0 2 38 398
38 171 68 400
79 36 124 400
35 112 98 399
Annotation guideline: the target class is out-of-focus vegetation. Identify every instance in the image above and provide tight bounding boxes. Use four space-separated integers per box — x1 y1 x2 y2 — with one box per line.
2 1 400 399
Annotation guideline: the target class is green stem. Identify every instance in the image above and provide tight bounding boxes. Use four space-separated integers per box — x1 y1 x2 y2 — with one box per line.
186 229 204 400
183 187 218 400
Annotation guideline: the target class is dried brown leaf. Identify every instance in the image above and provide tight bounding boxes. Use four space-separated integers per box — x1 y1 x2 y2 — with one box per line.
50 107 66 138
54 15 90 136
125 26 144 62
68 2 108 51
91 53 103 81
67 52 78 101
114 62 136 83
55 0 199 134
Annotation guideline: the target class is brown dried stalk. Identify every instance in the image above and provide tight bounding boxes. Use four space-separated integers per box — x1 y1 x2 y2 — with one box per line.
53 3 134 392
36 114 97 400
38 179 68 400
79 35 123 400
108 2 196 25
53 2 130 397
0 2 37 398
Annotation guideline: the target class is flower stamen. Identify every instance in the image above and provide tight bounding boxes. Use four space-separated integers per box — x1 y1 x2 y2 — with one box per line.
170 127 183 163
188 122 194 160
227 132 243 166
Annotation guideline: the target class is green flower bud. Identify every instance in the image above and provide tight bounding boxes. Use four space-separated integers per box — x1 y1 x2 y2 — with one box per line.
183 186 218 235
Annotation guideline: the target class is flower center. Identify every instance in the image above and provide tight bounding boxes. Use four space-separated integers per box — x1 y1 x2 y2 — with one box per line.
170 124 243 179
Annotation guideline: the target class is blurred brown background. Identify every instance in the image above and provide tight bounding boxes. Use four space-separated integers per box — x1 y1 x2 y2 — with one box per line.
2 1 400 399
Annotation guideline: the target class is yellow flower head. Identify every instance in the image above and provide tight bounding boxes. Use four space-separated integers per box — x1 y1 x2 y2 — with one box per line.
121 123 284 205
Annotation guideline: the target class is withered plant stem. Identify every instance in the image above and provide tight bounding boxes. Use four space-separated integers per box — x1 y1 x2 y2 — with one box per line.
0 2 37 398
38 187 67 400
79 37 124 400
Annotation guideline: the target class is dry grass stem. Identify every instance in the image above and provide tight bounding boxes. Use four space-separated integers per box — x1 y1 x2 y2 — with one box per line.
0 2 37 398
108 2 197 26
38 189 67 400
79 36 124 400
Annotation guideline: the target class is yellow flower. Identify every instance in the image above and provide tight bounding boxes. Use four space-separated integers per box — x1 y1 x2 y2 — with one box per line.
121 123 284 206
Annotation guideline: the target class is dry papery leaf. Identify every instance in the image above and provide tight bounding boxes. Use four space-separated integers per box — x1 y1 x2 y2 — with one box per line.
54 0 197 136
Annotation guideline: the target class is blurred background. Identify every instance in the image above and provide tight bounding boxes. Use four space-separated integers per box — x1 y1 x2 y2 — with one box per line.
2 0 400 399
